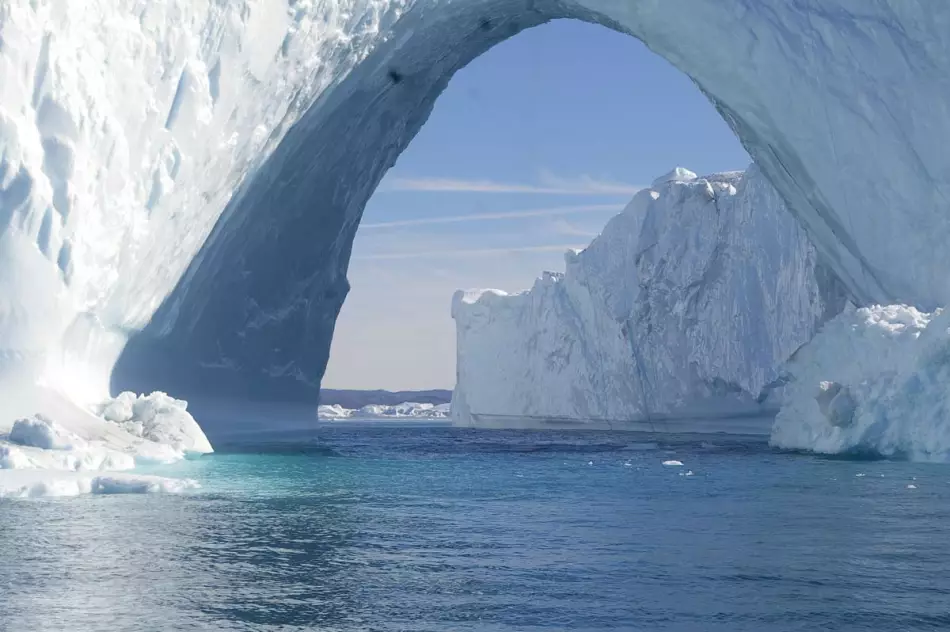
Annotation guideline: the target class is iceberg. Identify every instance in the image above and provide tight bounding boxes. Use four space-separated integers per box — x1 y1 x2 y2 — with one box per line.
317 402 450 420
771 305 950 461
452 167 847 426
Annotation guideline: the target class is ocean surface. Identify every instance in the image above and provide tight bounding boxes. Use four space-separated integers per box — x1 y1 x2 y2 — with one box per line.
2 421 950 631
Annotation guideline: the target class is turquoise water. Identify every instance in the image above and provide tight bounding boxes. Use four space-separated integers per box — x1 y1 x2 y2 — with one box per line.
3 422 950 631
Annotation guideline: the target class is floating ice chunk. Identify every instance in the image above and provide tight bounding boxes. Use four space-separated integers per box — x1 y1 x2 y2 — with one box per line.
317 404 354 419
0 388 209 488
91 475 199 495
2 410 137 471
95 391 213 455
663 460 684 467
0 470 199 499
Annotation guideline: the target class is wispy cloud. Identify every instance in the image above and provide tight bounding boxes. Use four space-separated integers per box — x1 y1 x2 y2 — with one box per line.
549 218 602 238
360 204 622 229
383 174 643 196
352 244 586 261
536 171 645 196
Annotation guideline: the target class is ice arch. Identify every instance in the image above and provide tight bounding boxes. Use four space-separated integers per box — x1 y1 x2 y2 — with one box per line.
3 1 950 406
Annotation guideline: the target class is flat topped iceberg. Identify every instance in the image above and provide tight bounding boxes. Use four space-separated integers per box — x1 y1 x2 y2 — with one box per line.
452 166 847 427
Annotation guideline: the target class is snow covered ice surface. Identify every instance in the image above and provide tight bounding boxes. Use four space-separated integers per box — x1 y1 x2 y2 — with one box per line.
771 306 950 462
452 167 846 426
318 402 450 420
0 390 210 498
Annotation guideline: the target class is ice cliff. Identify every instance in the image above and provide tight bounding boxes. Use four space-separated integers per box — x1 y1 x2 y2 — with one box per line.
3 2 950 456
452 167 848 426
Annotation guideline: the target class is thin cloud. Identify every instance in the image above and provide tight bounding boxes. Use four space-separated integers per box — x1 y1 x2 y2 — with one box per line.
536 171 645 196
360 204 622 229
550 218 602 238
353 244 586 261
383 175 643 196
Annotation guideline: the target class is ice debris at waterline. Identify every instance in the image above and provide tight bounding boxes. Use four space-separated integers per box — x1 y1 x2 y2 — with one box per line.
0 391 210 498
770 305 950 461
452 167 846 426
0 471 200 499
96 391 213 455
318 402 450 420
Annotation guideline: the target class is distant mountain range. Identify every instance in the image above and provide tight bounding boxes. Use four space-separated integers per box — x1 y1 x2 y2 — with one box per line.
319 389 452 409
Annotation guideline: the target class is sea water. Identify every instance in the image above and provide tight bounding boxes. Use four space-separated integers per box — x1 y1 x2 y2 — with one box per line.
2 421 949 631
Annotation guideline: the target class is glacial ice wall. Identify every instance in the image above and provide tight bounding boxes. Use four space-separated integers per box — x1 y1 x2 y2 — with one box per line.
451 167 848 425
2 1 950 407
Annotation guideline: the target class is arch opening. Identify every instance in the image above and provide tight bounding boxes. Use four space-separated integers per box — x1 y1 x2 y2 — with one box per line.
320 18 750 394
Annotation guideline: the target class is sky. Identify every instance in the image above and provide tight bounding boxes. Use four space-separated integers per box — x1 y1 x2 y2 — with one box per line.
322 19 749 391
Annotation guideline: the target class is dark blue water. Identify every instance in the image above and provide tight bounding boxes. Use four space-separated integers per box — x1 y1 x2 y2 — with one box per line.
3 422 950 631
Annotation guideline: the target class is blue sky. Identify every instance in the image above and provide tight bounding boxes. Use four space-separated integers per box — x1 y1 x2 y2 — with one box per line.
323 19 749 390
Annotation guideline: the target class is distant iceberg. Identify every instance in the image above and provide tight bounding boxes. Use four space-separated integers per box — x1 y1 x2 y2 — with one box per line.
452 167 847 427
318 402 450 420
